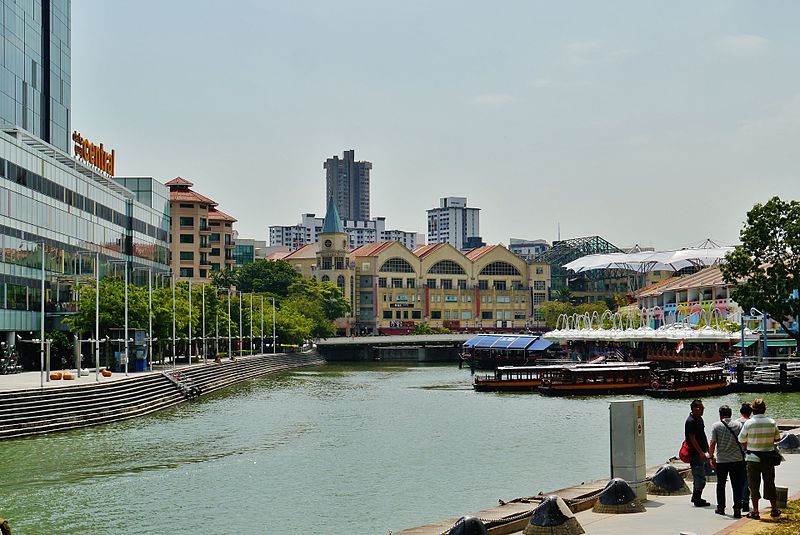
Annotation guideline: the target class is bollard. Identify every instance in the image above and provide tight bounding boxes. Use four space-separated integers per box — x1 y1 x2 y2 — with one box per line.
775 486 788 509
523 495 584 535
592 478 646 514
646 464 690 496
448 515 488 535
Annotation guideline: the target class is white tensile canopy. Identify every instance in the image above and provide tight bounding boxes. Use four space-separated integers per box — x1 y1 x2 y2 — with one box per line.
562 246 734 274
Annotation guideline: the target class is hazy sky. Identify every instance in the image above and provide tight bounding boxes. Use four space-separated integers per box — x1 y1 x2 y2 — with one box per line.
71 1 800 250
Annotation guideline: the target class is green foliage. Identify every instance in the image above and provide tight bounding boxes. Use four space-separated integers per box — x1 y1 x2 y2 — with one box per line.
47 330 72 366
555 288 572 303
236 260 300 296
287 278 351 321
209 267 238 290
721 196 800 341
64 278 149 336
575 302 609 316
539 300 575 329
413 322 435 335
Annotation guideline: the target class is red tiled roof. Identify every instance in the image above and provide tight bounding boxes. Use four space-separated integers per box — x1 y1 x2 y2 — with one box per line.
351 241 395 257
208 208 237 222
412 243 447 258
266 251 291 260
164 176 194 187
170 189 218 205
636 266 727 297
464 245 497 261
284 243 318 260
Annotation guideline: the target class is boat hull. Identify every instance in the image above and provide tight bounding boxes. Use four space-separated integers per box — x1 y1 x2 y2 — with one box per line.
645 382 730 398
538 383 650 396
473 380 543 392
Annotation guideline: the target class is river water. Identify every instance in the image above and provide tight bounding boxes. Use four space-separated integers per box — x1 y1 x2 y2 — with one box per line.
2 363 799 534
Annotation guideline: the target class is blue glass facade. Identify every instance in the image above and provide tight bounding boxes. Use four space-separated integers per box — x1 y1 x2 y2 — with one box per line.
0 0 71 152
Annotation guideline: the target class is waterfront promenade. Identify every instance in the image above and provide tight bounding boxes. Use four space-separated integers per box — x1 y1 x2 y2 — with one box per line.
396 424 800 535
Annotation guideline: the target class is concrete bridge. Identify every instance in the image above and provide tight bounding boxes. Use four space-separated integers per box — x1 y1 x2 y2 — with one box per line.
315 333 473 362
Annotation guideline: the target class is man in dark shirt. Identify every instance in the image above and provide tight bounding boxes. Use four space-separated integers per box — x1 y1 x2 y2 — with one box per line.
686 399 711 506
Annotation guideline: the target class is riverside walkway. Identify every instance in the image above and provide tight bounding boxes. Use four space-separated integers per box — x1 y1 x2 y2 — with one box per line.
396 421 800 535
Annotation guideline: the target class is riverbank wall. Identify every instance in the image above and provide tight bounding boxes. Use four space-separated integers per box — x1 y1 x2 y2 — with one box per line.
0 352 323 440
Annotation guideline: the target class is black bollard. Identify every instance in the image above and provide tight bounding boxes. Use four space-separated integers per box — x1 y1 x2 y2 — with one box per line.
524 495 584 535
646 464 690 495
780 363 788 388
737 363 745 389
592 478 646 514
448 515 488 535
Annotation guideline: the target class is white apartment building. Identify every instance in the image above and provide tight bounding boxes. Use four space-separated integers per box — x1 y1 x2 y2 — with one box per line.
269 213 423 252
427 197 481 251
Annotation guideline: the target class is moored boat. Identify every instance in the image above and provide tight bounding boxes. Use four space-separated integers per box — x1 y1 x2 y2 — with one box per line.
460 334 554 369
537 364 653 396
473 365 568 392
645 366 729 398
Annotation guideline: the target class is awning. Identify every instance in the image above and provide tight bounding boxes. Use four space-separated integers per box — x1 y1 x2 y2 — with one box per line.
507 336 539 349
528 338 553 351
732 340 757 348
462 335 541 350
767 340 797 348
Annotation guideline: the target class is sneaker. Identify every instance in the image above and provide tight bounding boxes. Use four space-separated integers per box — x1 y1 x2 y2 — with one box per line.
694 499 711 507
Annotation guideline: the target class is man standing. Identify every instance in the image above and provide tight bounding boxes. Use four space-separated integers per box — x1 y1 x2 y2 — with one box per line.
739 398 782 519
686 399 711 507
737 402 753 512
709 405 746 518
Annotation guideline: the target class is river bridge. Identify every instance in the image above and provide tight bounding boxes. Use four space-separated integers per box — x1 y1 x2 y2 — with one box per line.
315 333 473 362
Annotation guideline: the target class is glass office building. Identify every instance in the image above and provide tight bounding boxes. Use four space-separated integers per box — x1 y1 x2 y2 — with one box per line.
1 0 72 152
0 127 170 337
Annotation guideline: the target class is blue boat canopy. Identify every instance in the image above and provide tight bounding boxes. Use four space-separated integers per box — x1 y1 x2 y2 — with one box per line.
463 334 546 351
528 338 553 351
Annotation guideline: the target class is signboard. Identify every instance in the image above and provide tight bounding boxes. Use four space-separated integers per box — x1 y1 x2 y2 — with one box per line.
390 303 414 308
72 131 116 176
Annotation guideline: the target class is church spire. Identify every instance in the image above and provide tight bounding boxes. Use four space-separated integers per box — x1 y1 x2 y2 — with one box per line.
322 196 346 234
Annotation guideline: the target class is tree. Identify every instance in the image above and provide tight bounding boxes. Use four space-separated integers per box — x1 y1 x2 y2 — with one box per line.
236 260 300 296
555 287 572 303
64 278 149 337
210 267 238 290
539 301 575 329
721 196 800 344
287 279 351 321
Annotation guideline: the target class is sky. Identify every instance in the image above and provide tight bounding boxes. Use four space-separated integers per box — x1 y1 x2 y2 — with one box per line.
71 1 800 250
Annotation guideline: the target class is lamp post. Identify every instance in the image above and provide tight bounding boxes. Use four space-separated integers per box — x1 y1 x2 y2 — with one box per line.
95 251 101 382
260 296 264 354
202 283 206 365
227 288 232 358
124 260 129 376
239 292 243 358
40 241 45 386
188 279 192 366
250 293 253 356
272 296 276 355
172 274 176 370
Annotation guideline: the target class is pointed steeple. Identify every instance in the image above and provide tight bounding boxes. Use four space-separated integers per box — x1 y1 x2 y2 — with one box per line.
322 196 346 234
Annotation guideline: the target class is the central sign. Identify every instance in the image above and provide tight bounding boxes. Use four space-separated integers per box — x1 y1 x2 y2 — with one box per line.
72 131 116 176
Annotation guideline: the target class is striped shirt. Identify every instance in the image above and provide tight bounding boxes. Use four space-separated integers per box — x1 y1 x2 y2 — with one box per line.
710 418 744 463
738 414 781 462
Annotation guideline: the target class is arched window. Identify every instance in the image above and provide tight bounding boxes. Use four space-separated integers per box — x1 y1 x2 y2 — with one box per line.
337 275 345 291
427 260 466 275
479 261 521 276
379 257 415 273
321 275 330 282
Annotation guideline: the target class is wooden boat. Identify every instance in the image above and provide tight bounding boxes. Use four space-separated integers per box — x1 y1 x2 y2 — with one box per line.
538 364 653 396
473 365 568 392
645 366 729 398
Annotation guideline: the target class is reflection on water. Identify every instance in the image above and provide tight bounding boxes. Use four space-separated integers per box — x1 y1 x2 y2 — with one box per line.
1 363 799 534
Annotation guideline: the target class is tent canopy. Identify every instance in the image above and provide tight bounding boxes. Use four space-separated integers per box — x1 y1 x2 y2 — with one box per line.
562 246 734 274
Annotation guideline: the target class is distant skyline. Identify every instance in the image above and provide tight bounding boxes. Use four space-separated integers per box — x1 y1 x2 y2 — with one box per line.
72 1 800 250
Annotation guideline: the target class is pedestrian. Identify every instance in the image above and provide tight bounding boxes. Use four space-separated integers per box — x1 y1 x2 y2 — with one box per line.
737 402 753 512
708 405 746 518
738 398 782 519
685 399 711 507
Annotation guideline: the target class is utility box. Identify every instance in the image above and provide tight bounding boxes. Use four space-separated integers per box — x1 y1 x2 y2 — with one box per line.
609 399 647 501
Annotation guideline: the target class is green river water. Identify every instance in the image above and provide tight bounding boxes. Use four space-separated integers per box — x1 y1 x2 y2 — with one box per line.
1 363 799 534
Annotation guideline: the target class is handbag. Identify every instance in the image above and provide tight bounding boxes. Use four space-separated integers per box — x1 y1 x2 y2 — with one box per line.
679 440 691 463
753 449 783 466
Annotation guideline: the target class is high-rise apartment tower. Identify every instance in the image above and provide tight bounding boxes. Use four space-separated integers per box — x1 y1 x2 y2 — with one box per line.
1 0 72 152
427 197 481 251
324 149 372 221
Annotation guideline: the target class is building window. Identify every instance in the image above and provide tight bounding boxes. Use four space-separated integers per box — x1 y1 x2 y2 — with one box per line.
406 278 415 288
478 280 488 290
494 281 507 290
536 266 544 275
336 258 344 270
179 217 194 227
337 275 345 291
179 268 193 277
482 311 493 320
461 311 472 320
533 293 546 305
427 260 466 275
322 258 332 270
321 275 330 282
383 311 392 319
391 278 402 288
379 257 415 273
458 279 467 289
534 280 546 291
412 311 421 319
180 234 194 244
180 251 194 261
440 279 453 290
431 311 442 319
200 269 207 278
210 233 221 242
211 248 220 256
426 279 436 289
211 263 220 271
378 277 387 288
479 261 521 276
180 203 194 209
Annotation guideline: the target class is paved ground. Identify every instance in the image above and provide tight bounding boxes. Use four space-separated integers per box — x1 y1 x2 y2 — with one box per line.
0 360 219 391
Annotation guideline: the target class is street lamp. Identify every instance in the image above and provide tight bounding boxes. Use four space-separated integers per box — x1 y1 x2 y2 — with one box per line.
202 283 207 365
239 291 243 358
260 295 264 354
250 293 253 356
110 259 131 376
272 296 276 355
172 273 176 370
188 279 193 366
